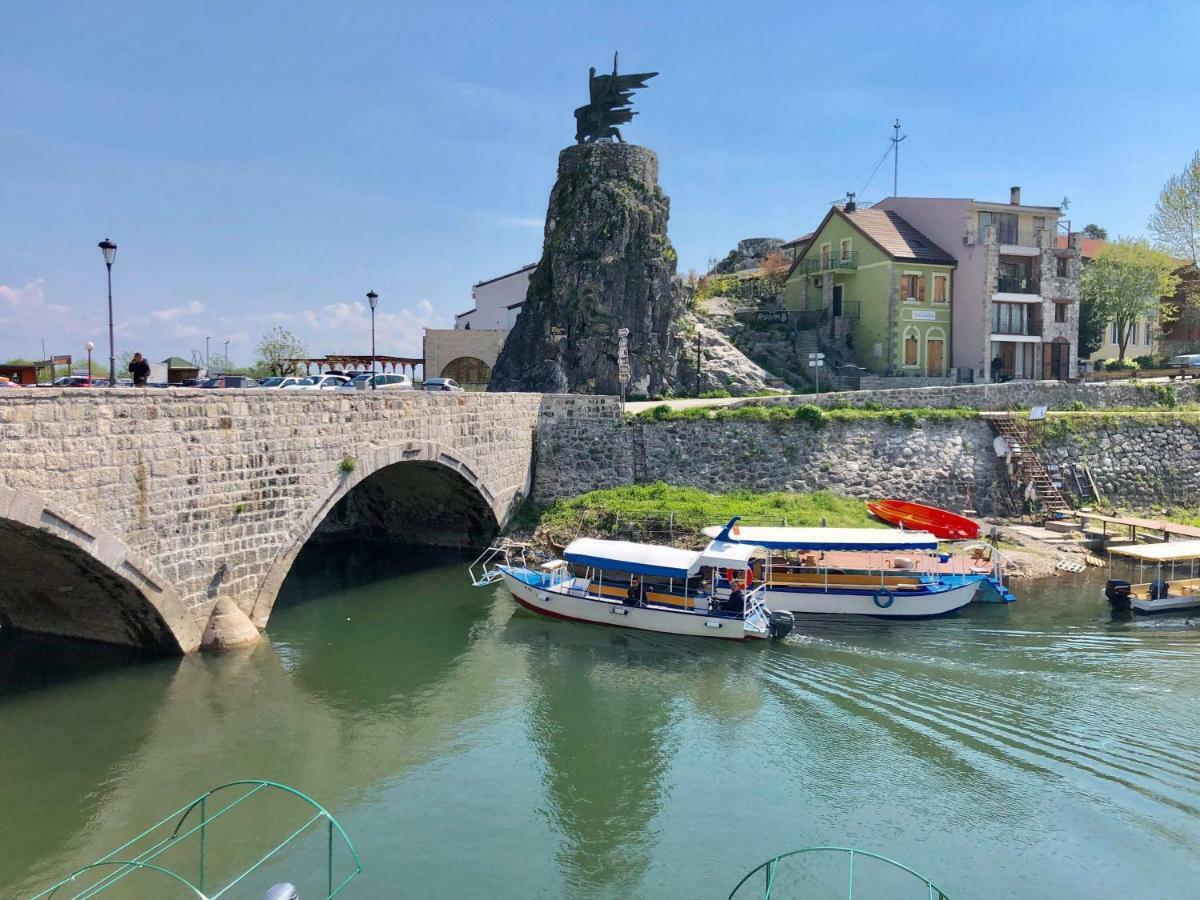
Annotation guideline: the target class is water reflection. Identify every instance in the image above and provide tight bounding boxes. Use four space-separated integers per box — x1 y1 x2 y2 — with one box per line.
2 558 1198 898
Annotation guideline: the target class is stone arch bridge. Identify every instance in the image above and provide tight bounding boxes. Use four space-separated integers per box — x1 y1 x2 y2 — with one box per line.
0 390 560 654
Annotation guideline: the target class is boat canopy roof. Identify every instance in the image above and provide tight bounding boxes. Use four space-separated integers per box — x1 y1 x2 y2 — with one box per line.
563 538 701 578
701 524 938 551
1108 539 1200 562
697 540 766 571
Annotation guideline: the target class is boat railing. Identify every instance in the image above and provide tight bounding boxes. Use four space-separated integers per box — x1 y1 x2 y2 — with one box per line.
469 543 526 587
743 584 771 631
728 846 949 899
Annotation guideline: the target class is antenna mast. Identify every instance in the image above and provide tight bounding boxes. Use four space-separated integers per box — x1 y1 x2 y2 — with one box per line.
890 118 907 196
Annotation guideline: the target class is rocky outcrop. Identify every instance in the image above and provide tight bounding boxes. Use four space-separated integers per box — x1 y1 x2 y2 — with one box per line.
489 143 774 397
710 237 784 274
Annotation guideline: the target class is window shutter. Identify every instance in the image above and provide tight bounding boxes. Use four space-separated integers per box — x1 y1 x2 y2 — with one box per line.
918 276 926 302
1042 343 1052 378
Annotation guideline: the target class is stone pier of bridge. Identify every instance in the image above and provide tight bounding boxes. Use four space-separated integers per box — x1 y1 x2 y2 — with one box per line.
0 389 556 653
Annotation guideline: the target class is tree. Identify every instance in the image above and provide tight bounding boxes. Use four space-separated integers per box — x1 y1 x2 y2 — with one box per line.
1081 238 1182 361
1149 150 1200 265
1077 295 1107 358
255 327 307 377
1080 224 1108 240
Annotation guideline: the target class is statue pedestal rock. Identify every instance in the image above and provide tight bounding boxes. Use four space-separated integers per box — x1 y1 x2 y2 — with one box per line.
489 142 775 396
490 142 684 396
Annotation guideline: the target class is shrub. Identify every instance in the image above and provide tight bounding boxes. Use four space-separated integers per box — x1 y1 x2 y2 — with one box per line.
339 454 358 474
793 403 827 427
1069 400 1087 412
897 409 920 428
1107 358 1138 371
698 388 732 399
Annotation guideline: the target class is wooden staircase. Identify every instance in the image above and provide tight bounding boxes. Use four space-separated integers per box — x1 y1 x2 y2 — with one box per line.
985 414 1071 514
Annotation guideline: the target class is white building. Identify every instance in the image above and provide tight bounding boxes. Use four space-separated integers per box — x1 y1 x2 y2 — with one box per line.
454 263 536 330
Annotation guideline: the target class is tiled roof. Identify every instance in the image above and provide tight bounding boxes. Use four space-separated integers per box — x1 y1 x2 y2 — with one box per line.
1055 235 1106 259
843 208 956 264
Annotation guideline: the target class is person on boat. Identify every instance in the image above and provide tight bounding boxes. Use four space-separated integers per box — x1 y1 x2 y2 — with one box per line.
725 586 745 615
625 576 641 607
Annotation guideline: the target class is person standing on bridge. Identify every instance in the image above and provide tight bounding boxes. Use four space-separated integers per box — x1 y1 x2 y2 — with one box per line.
129 352 150 387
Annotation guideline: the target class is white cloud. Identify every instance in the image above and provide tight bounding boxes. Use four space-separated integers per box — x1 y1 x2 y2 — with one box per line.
298 298 447 357
150 300 204 322
0 279 93 356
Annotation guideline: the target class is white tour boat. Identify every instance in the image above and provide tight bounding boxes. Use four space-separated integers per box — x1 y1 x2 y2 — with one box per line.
701 518 977 618
469 539 795 641
1105 540 1200 614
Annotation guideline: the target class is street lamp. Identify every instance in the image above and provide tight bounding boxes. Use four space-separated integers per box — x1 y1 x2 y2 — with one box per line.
98 239 117 386
85 341 94 383
366 291 379 390
206 336 211 374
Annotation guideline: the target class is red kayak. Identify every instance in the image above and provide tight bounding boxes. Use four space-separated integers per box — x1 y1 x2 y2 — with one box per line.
867 499 981 540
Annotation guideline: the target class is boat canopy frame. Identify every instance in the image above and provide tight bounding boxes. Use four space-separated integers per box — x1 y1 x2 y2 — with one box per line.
32 780 362 900
727 846 949 899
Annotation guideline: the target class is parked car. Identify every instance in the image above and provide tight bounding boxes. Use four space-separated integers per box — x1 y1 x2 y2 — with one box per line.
285 374 350 390
338 373 414 391
52 375 98 387
421 377 465 392
0 376 21 388
1165 354 1200 368
199 375 260 388
259 376 304 389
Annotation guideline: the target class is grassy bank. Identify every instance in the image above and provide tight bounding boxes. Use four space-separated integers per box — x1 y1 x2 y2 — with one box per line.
512 483 880 546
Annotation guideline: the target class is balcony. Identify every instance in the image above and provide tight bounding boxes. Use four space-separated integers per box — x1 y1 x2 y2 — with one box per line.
797 250 858 275
996 274 1040 295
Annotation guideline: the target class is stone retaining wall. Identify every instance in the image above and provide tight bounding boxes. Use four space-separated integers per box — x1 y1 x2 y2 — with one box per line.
740 379 1200 411
534 397 1200 514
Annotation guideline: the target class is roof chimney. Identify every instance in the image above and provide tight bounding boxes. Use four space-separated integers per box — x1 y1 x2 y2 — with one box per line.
1010 186 1021 205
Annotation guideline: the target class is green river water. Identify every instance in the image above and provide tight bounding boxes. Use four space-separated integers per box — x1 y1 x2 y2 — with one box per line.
2 547 1199 899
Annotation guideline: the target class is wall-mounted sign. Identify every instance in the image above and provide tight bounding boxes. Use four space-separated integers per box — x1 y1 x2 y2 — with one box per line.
755 309 790 324
52 355 72 365
909 310 937 322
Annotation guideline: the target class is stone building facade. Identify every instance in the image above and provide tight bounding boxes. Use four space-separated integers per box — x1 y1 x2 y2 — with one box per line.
876 189 1082 382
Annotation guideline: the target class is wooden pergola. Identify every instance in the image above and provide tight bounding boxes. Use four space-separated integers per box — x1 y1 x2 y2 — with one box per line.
286 355 424 379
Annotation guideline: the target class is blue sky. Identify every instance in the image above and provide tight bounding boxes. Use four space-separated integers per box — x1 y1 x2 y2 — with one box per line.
2 1 1197 365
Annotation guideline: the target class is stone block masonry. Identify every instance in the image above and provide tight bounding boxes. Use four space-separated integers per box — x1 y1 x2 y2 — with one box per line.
0 389 548 651
535 403 1006 514
533 391 1200 515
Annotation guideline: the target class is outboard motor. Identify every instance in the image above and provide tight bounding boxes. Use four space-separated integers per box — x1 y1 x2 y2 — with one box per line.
768 609 794 640
1105 579 1132 611
262 884 299 900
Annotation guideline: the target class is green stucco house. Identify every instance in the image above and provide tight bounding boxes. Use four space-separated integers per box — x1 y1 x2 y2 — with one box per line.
784 205 957 376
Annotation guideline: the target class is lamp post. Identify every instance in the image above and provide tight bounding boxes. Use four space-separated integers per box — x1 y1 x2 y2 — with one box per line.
205 336 211 375
85 341 94 383
366 291 379 390
224 340 230 367
98 239 117 386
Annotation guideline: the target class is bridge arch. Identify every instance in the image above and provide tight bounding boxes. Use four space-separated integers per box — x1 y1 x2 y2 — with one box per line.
0 487 201 653
249 441 511 629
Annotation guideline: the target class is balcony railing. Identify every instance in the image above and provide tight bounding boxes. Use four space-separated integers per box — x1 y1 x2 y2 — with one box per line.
991 310 1042 336
840 299 862 319
797 251 858 274
996 275 1040 295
